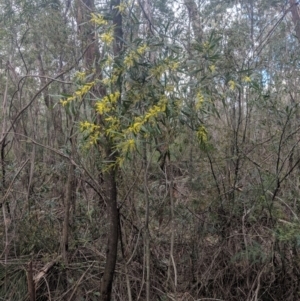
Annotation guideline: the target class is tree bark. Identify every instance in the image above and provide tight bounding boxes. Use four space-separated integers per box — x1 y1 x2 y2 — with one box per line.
184 0 202 42
289 0 300 42
76 0 100 68
100 152 119 301
99 2 123 300
143 142 151 301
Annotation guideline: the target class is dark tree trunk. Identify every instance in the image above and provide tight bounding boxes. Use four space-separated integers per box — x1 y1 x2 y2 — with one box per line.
99 2 123 301
289 0 300 42
100 151 119 301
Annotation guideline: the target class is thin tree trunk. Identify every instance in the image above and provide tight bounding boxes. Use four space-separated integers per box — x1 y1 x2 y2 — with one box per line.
100 149 119 301
100 3 123 299
143 142 150 301
289 0 300 41
62 163 76 263
167 164 177 292
27 261 36 301
184 0 202 42
1 63 10 216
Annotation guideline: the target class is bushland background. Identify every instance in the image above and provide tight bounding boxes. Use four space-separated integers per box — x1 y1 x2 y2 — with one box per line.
1 0 300 300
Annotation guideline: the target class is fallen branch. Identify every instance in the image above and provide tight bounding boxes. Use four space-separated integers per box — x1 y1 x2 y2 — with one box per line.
33 255 62 287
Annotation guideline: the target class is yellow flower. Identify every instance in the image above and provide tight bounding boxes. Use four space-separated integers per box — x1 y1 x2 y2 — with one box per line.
124 52 138 68
175 99 183 109
95 92 119 114
129 118 144 134
196 126 208 144
168 61 179 71
102 76 117 86
242 76 251 83
137 44 148 55
100 31 114 44
112 67 123 78
166 85 174 92
109 91 120 103
81 82 95 94
102 78 111 86
89 133 99 145
60 100 68 106
79 121 100 132
105 55 114 66
124 55 134 68
209 65 216 72
143 98 168 121
196 91 204 110
116 156 125 167
110 75 118 84
95 101 110 114
114 3 126 13
73 82 94 99
127 139 136 152
203 41 210 50
90 13 108 26
145 105 160 120
75 71 86 81
80 121 91 131
117 139 136 156
159 95 168 106
60 95 75 106
150 65 166 78
228 80 235 90
105 116 120 132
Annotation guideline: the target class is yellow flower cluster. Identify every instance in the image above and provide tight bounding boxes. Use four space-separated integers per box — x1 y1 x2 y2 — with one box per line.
105 55 114 66
123 44 148 68
144 99 167 121
75 71 86 81
79 121 101 146
111 96 170 165
128 117 143 134
126 96 167 136
91 13 108 26
203 41 210 50
124 51 138 68
80 121 100 132
150 64 167 78
228 80 235 90
100 30 114 45
136 44 148 55
95 91 120 114
242 76 251 83
115 136 137 167
60 82 95 106
166 85 175 92
114 2 127 13
195 91 204 110
150 60 179 79
168 61 179 71
209 65 216 72
75 82 95 97
105 116 120 137
118 139 136 154
102 75 118 86
196 125 208 144
60 96 75 106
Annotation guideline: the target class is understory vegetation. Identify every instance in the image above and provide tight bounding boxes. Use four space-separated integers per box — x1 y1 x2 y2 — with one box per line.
1 0 300 300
